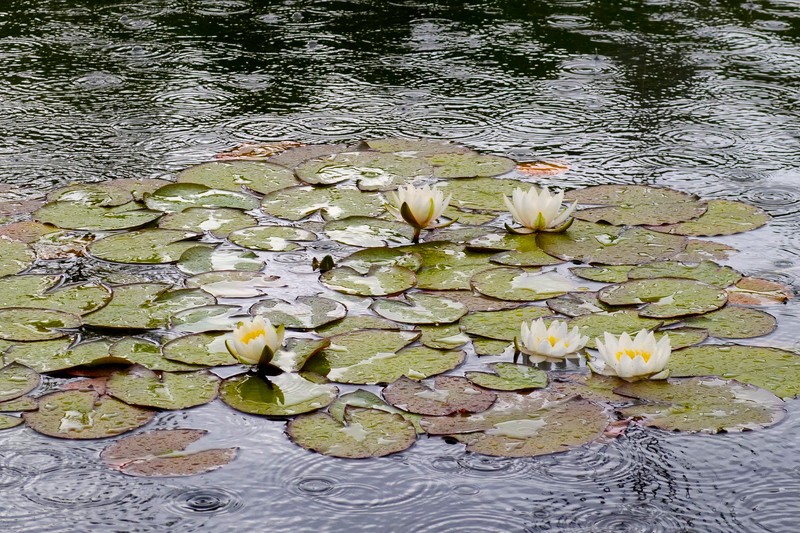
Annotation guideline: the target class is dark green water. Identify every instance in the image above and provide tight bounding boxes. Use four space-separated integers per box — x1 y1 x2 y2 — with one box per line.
1 1 799 531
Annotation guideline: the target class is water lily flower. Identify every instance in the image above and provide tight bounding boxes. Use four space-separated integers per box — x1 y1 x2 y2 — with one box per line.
385 184 453 242
589 329 670 382
226 316 285 368
504 186 577 233
514 318 589 363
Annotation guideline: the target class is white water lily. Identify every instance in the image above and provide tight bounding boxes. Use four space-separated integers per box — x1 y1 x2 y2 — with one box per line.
589 329 671 382
504 186 576 233
226 316 285 366
385 184 452 242
515 318 589 363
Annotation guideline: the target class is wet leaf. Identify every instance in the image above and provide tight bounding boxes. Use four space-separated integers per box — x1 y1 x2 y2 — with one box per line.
107 368 219 410
251 296 347 330
162 333 237 367
726 277 793 306
648 199 770 236
568 311 663 349
0 274 111 315
672 239 737 262
158 207 257 237
320 265 416 296
569 265 634 283
34 201 162 231
471 267 575 301
170 305 241 333
177 245 264 275
365 138 470 155
109 338 202 372
467 232 562 267
0 308 81 341
0 363 40 402
427 152 516 179
329 389 424 433
681 306 776 339
0 238 35 277
0 415 23 429
266 143 348 168
316 315 402 337
176 160 296 195
472 337 512 356
653 327 709 349
516 160 570 176
228 225 317 251
396 242 495 291
568 185 707 226
5 338 118 373
324 216 413 247
0 221 58 243
383 376 496 416
89 229 205 264
186 271 283 298
598 278 727 318
465 363 548 391
0 396 38 412
371 293 467 325
627 261 742 288
546 292 611 317
417 323 469 349
220 372 338 417
144 183 259 213
436 177 530 212
340 247 423 274
295 151 432 191
460 306 552 341
261 185 385 221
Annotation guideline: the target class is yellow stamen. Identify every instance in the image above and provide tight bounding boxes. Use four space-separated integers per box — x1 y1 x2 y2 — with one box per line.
240 328 265 344
549 335 558 346
616 349 652 363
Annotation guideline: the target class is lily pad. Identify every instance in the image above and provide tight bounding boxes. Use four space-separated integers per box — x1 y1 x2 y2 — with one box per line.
467 232 562 267
371 293 466 325
568 185 707 226
653 327 709 349
5 338 118 373
627 261 742 288
0 238 35 277
546 292 610 317
460 306 552 341
672 239 737 262
365 138 470 155
228 225 317 251
287 406 417 458
324 216 413 247
158 207 257 237
329 389 424 433
170 305 241 333
597 278 727 318
295 151 432 191
270 338 333 373
616 377 784 433
320 265 416 296
89 229 204 264
339 247 423 274
0 308 81 341
34 201 162 231
568 311 663 349
680 306 776 339
727 277 793 306
316 315 402 337
537 221 688 265
23 390 155 439
261 186 385 221
109 338 201 372
648 199 770 236
101 429 238 477
0 363 40 402
220 372 338 417
0 275 111 315
436 177 530 212
251 296 347 330
0 415 23 429
185 271 283 298
266 143 348 168
176 160 296 195
177 245 264 275
569 265 634 284
162 333 237 367
465 363 548 391
417 324 470 349
427 152 516 179
383 376 496 416
668 344 800 399
471 268 575 301
396 242 495 291
144 183 259 213
0 396 38 412
472 338 513 356
107 368 219 410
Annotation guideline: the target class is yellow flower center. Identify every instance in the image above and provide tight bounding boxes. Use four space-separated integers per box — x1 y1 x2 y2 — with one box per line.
616 349 651 362
240 328 265 344
549 335 559 346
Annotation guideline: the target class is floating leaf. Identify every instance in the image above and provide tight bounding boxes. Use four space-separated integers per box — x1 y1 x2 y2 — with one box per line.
427 152 516 179
537 221 687 265
0 238 35 277
0 221 58 243
176 160 296 195
0 415 23 429
0 274 111 315
517 160 570 176
471 268 575 301
0 396 38 412
220 372 338 417
320 265 416 296
616 377 784 433
295 151 432 191
324 216 413 247
568 311 663 349
170 305 241 333
0 308 81 341
436 177 530 212
34 201 162 231
186 271 282 298
177 245 264 275
397 242 494 291
251 296 347 330
727 277 793 306
0 363 39 402
648 199 770 236
546 292 610 317
287 407 417 458
339 247 423 274
109 338 201 372
598 278 727 318
144 183 259 213
107 368 219 410
568 185 706 226
467 232 562 267
270 338 333 373
47 183 132 206
316 315 402 337
627 261 742 288
266 143 348 168
371 294 466 325
5 338 117 373
465 363 548 391
101 428 238 477
680 306 776 339
383 376 496 416
472 338 512 356
672 239 737 262
228 225 316 251
569 265 633 283
654 327 708 349
417 324 470 349
162 333 236 367
23 390 154 439
261 186 385 221
365 138 470 155
329 389 424 433
460 306 552 341
89 229 204 264
215 140 304 161
158 207 257 237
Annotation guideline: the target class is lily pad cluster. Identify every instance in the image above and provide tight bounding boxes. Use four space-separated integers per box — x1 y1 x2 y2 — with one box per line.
0 138 791 473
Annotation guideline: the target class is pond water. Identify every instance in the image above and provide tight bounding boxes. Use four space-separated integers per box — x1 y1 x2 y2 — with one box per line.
1 0 800 531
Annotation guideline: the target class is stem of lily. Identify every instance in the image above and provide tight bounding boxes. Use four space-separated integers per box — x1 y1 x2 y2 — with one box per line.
256 362 282 381
412 227 421 244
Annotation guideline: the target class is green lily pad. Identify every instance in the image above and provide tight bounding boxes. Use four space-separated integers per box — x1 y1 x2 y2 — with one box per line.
616 377 784 433
460 306 552 341
144 183 259 213
365 138 470 155
295 151 432 191
287 406 417 458
465 363 548 391
537 221 688 265
177 245 264 275
266 143 348 168
427 152 516 179
0 238 35 277
569 265 634 283
546 292 611 317
0 396 38 412
396 242 495 291
672 239 737 262
162 333 237 366
648 199 770 236
5 338 118 373
0 415 23 429
598 278 727 318
370 293 466 325
324 216 413 247
417 324 470 349
568 185 707 226
383 376 496 416
185 271 283 298
89 229 205 264
261 186 385 221
228 225 317 251
0 275 111 315
472 338 513 356
34 201 163 231
444 206 497 226
23 390 155 439
109 338 201 372
0 363 40 402
654 327 709 349
320 265 416 296
83 284 216 329
0 308 81 341
436 177 530 212
340 247 423 274
549 373 630 403
107 368 219 410
270 338 333 373
329 389 424 433
176 160 296 195
627 261 742 288
46 182 133 206
316 315 402 337
101 429 238 477
467 232 562 267
158 207 257 237
251 296 347 330
471 267 576 301
304 329 465 385
568 311 663 349
220 372 338 417
169 305 241 333
669 345 800 399
680 306 776 339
